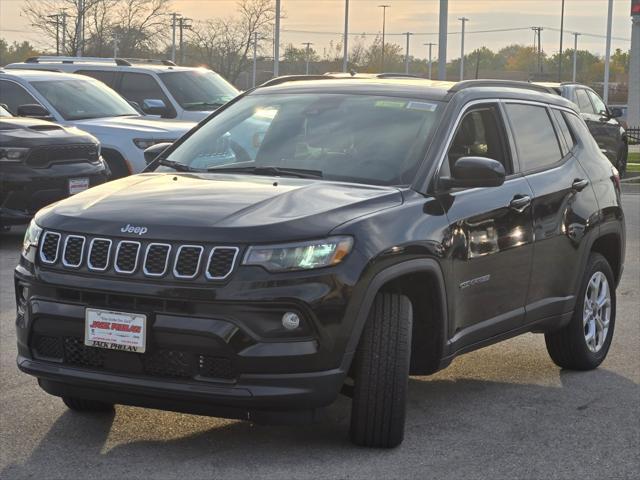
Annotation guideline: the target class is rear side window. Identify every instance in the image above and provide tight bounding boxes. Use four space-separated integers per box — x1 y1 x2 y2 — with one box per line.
550 109 575 153
505 103 563 172
0 80 40 115
565 112 600 151
119 72 175 117
575 89 596 114
76 70 118 87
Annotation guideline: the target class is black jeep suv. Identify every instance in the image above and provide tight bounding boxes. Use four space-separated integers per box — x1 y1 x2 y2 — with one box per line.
15 77 625 448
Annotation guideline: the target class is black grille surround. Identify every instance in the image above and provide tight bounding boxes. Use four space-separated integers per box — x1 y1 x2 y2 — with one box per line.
38 231 240 282
26 144 100 168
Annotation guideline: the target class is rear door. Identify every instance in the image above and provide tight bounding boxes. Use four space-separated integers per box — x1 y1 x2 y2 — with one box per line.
585 89 622 164
504 102 599 323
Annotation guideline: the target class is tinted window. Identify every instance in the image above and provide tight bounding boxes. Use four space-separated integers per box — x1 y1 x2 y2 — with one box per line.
587 90 607 115
575 89 596 114
159 70 238 111
76 69 118 87
0 80 39 115
446 105 511 175
165 93 443 186
551 109 575 153
506 104 563 172
119 73 175 117
565 112 600 151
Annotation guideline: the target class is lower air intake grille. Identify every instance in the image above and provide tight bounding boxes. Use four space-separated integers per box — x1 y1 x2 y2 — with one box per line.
33 335 64 359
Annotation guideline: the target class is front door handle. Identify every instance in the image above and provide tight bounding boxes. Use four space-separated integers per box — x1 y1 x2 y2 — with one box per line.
572 178 590 192
510 195 531 213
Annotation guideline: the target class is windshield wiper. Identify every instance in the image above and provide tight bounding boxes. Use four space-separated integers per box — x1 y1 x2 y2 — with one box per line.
207 165 323 179
158 158 198 172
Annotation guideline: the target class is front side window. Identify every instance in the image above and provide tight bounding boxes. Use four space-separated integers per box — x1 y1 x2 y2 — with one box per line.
575 89 596 114
159 70 239 111
29 78 138 120
587 90 607 115
505 104 563 172
163 93 443 186
119 72 174 117
0 80 39 115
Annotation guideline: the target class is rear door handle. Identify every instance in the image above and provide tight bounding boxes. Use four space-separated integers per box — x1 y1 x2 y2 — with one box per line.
510 195 531 213
572 178 590 191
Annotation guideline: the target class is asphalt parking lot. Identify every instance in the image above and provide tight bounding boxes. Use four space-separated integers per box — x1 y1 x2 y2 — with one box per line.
0 194 638 480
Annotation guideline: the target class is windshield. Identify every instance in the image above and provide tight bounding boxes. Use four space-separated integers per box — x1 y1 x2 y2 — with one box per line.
159 70 239 111
30 78 139 120
163 93 442 186
0 105 11 117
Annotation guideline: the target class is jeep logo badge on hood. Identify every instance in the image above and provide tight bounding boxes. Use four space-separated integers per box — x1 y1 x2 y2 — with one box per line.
121 224 148 236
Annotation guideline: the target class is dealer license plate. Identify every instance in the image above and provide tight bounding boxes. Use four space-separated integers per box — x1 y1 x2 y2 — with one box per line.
85 308 147 353
69 177 89 195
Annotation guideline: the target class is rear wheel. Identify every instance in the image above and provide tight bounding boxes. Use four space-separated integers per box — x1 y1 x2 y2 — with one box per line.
63 396 114 412
349 292 412 448
544 253 616 370
616 143 628 177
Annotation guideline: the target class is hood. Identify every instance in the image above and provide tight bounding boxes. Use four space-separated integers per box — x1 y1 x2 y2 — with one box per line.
72 116 195 138
36 173 403 243
0 118 97 148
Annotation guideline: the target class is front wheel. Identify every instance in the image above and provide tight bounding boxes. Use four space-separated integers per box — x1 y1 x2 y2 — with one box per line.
349 292 413 448
544 253 616 370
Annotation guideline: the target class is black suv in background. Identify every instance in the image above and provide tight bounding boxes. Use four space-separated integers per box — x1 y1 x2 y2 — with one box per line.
15 78 625 448
539 82 628 175
1 105 108 229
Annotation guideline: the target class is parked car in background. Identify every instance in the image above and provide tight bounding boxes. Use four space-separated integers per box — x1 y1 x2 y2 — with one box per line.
538 82 628 175
0 69 195 178
15 78 624 448
6 57 240 122
1 104 108 230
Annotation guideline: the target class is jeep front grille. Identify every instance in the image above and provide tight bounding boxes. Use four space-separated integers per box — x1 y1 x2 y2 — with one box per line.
38 231 239 282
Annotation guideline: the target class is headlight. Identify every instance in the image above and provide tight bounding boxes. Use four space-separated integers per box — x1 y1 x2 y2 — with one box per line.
133 138 173 150
22 219 43 258
243 236 353 272
0 147 29 162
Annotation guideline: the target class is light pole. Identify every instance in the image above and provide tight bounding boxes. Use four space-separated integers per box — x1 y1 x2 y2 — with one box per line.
47 14 60 55
424 42 436 79
572 32 580 82
170 12 180 63
532 27 543 74
438 0 448 80
404 32 412 74
343 0 349 72
603 0 613 104
78 0 84 56
458 17 469 80
302 42 313 74
379 5 390 72
60 11 67 55
274 0 281 77
558 0 565 81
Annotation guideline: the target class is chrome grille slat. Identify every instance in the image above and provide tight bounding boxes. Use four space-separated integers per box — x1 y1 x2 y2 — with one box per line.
62 235 85 268
39 232 61 264
173 245 204 279
114 241 141 274
88 238 112 271
143 243 171 277
206 247 239 280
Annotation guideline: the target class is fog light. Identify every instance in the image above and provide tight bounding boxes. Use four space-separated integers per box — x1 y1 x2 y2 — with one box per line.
282 312 300 330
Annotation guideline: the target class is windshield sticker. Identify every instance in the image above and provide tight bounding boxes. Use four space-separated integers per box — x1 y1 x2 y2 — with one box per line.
406 101 438 112
375 100 407 109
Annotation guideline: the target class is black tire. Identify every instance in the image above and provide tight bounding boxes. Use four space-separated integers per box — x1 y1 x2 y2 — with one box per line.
544 253 616 370
616 143 628 177
350 292 412 448
62 396 114 412
102 149 130 180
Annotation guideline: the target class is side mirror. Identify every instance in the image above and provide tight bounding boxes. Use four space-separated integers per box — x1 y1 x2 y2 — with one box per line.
441 156 506 189
144 142 172 165
17 104 52 119
609 107 623 119
142 99 168 116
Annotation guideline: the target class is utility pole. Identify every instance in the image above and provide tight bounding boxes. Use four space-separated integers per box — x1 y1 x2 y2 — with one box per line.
572 32 580 82
459 17 469 80
603 0 614 104
438 0 448 80
171 13 180 63
532 27 543 74
343 0 349 72
558 0 565 81
274 0 281 77
78 0 84 57
252 32 258 88
60 11 67 55
302 42 313 74
178 17 192 65
629 0 640 128
379 5 390 72
403 32 412 74
475 48 481 79
112 32 119 58
47 14 60 55
424 42 436 79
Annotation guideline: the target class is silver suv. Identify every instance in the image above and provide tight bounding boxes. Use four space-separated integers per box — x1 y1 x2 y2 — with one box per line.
6 57 240 122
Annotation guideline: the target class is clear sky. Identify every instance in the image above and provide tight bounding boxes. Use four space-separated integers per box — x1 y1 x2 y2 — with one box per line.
0 0 635 60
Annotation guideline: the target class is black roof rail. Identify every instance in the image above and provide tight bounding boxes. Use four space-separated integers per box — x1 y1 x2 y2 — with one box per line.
120 58 176 66
259 75 332 88
375 73 423 79
450 80 556 94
